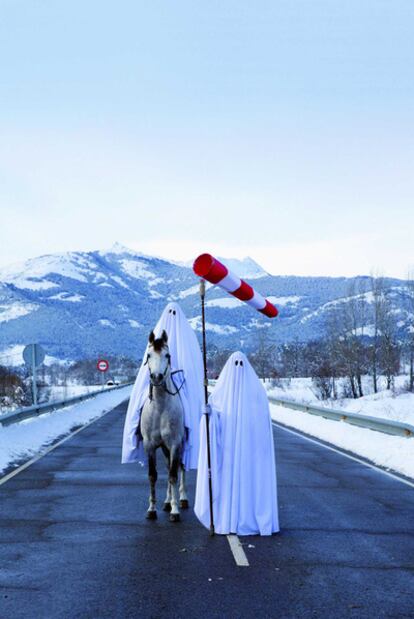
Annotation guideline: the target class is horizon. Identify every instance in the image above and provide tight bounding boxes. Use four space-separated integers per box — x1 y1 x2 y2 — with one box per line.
0 241 410 282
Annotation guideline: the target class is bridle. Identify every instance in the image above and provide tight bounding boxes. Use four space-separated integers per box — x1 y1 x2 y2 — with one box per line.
144 349 185 400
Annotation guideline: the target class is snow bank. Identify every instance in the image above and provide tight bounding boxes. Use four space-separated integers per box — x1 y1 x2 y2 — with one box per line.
0 385 132 475
266 378 317 404
266 377 414 425
270 403 414 480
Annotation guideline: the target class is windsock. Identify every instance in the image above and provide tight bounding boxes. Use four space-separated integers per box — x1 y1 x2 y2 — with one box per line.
193 253 278 318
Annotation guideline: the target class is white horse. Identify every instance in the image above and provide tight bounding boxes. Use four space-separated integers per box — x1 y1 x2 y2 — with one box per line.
140 329 188 522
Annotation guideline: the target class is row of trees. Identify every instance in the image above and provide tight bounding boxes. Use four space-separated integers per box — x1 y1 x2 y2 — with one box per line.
2 274 413 407
0 365 27 409
259 274 414 399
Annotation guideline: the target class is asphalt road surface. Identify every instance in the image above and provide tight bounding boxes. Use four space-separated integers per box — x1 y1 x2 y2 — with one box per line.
1 399 413 619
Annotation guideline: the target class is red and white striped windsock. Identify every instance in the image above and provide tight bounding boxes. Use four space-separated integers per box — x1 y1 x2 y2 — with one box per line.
193 253 278 318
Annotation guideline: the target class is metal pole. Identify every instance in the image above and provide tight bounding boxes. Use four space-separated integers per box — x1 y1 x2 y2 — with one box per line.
200 279 215 536
31 344 38 407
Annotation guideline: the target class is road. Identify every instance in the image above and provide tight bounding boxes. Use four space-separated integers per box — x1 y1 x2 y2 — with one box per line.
1 399 413 619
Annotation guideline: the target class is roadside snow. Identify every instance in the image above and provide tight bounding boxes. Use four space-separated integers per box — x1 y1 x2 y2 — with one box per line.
266 378 317 404
265 377 414 425
45 385 109 399
270 403 414 480
0 386 132 475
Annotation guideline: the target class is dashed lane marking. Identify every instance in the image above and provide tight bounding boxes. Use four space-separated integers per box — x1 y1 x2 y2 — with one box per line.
227 534 250 567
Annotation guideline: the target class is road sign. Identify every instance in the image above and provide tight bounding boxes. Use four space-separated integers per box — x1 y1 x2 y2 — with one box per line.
97 359 109 372
23 344 45 368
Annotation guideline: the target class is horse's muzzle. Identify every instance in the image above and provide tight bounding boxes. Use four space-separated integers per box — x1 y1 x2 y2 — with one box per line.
150 373 165 386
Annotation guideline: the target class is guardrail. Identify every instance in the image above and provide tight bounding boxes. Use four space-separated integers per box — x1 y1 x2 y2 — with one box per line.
0 383 133 428
268 397 414 438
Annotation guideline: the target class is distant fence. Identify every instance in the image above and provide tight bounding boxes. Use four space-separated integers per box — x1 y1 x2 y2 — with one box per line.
0 383 133 428
269 397 414 438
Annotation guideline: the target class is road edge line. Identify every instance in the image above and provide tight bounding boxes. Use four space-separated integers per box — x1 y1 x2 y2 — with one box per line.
272 420 414 489
0 404 121 487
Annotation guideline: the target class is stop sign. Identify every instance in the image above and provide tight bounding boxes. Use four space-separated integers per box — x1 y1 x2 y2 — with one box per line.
97 359 109 372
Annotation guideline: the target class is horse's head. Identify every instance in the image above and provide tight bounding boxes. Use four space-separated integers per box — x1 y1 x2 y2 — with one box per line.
146 329 171 386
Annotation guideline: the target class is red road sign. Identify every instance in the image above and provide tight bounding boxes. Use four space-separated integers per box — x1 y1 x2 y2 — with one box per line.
97 359 109 372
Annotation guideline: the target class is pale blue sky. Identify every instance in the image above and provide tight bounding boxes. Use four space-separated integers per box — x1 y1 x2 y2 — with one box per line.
1 1 413 277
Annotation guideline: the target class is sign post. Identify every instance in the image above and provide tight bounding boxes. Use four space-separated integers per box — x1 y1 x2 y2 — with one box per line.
199 279 215 536
97 359 109 388
23 344 46 406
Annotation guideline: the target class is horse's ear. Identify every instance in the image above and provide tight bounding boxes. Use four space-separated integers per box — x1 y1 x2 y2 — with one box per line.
161 329 168 343
148 330 155 344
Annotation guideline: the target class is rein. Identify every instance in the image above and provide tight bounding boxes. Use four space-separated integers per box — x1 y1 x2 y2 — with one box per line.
163 370 185 396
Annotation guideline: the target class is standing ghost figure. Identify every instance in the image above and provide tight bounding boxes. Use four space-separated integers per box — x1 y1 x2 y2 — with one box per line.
195 352 279 536
122 302 204 470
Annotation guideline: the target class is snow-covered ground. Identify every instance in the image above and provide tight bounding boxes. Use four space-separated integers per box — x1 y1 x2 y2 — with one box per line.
265 376 414 424
0 384 117 415
45 385 112 400
266 376 414 479
0 385 132 475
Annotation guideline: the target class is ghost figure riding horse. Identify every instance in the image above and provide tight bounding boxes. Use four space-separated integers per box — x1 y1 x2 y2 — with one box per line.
140 329 188 522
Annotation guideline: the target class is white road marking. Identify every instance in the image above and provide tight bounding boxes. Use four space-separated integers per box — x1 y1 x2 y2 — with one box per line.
272 421 414 490
227 534 250 567
0 407 116 487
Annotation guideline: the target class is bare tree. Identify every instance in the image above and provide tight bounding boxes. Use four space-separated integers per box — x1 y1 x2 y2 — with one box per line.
249 329 277 380
280 339 302 377
378 288 399 389
335 280 369 398
370 272 385 393
406 269 414 392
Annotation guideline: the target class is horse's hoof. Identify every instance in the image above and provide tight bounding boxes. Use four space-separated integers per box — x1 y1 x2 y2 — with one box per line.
146 510 157 520
163 502 171 512
169 513 180 523
179 499 189 509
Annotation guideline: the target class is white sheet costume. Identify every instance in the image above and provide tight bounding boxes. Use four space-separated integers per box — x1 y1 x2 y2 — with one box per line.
122 302 204 470
195 352 279 536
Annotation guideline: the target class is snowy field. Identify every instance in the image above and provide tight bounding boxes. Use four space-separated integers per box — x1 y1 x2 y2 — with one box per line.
45 384 114 400
0 384 116 415
0 385 132 475
265 376 414 425
267 377 414 479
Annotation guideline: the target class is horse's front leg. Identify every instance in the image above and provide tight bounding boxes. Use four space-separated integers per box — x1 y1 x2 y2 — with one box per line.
168 446 181 522
146 447 158 520
179 466 189 509
160 445 172 513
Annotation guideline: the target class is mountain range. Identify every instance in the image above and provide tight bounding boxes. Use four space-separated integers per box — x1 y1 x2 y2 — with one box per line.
0 244 412 365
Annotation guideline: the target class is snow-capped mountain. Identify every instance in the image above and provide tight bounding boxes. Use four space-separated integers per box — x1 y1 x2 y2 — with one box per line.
0 244 411 363
216 256 268 279
178 255 268 279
